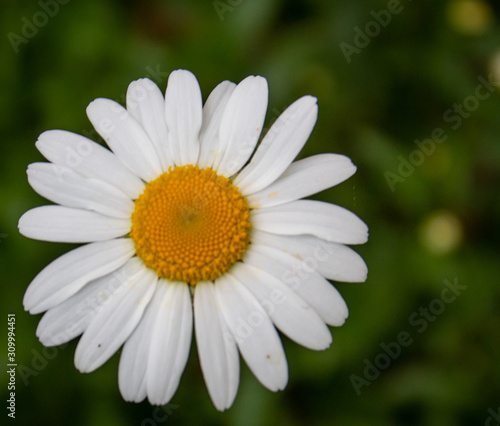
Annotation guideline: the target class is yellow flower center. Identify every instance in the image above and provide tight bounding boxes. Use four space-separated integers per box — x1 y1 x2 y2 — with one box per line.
130 165 251 285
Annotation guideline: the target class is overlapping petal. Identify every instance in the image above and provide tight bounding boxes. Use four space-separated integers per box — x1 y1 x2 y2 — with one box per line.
243 244 349 326
27 162 134 219
198 81 236 169
251 229 368 283
74 258 157 373
36 130 145 199
164 69 203 166
231 262 332 350
87 98 163 181
213 76 268 177
36 268 131 346
215 273 288 392
194 281 239 411
234 95 317 194
119 282 166 403
247 154 356 209
251 199 368 244
146 281 193 405
23 238 135 314
126 78 172 171
19 205 131 243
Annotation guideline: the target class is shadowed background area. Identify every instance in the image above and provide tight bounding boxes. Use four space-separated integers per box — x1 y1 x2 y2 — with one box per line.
1 0 499 425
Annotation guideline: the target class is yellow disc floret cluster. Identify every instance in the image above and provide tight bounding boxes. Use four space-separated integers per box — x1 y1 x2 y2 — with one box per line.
130 165 251 285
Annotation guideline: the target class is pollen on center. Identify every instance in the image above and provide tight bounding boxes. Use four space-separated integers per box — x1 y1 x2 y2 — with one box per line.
130 165 251 285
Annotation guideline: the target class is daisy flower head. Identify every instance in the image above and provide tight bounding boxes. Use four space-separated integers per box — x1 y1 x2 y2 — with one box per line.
19 69 368 411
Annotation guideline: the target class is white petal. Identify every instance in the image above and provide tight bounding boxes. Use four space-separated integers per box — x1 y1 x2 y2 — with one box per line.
251 199 368 245
23 238 135 314
251 229 368 283
119 283 165 403
87 98 163 181
234 96 318 194
197 81 236 169
215 273 288 392
74 258 157 373
36 130 145 199
147 281 193 405
27 162 135 219
243 244 349 326
231 262 332 350
213 76 268 177
18 205 131 243
36 269 128 346
248 154 357 209
194 281 239 411
126 78 172 171
164 70 202 166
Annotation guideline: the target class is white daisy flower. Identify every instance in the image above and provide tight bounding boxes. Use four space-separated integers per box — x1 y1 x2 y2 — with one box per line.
19 69 368 411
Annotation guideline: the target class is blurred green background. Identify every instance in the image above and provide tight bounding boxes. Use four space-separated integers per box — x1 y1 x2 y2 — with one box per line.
1 0 500 425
